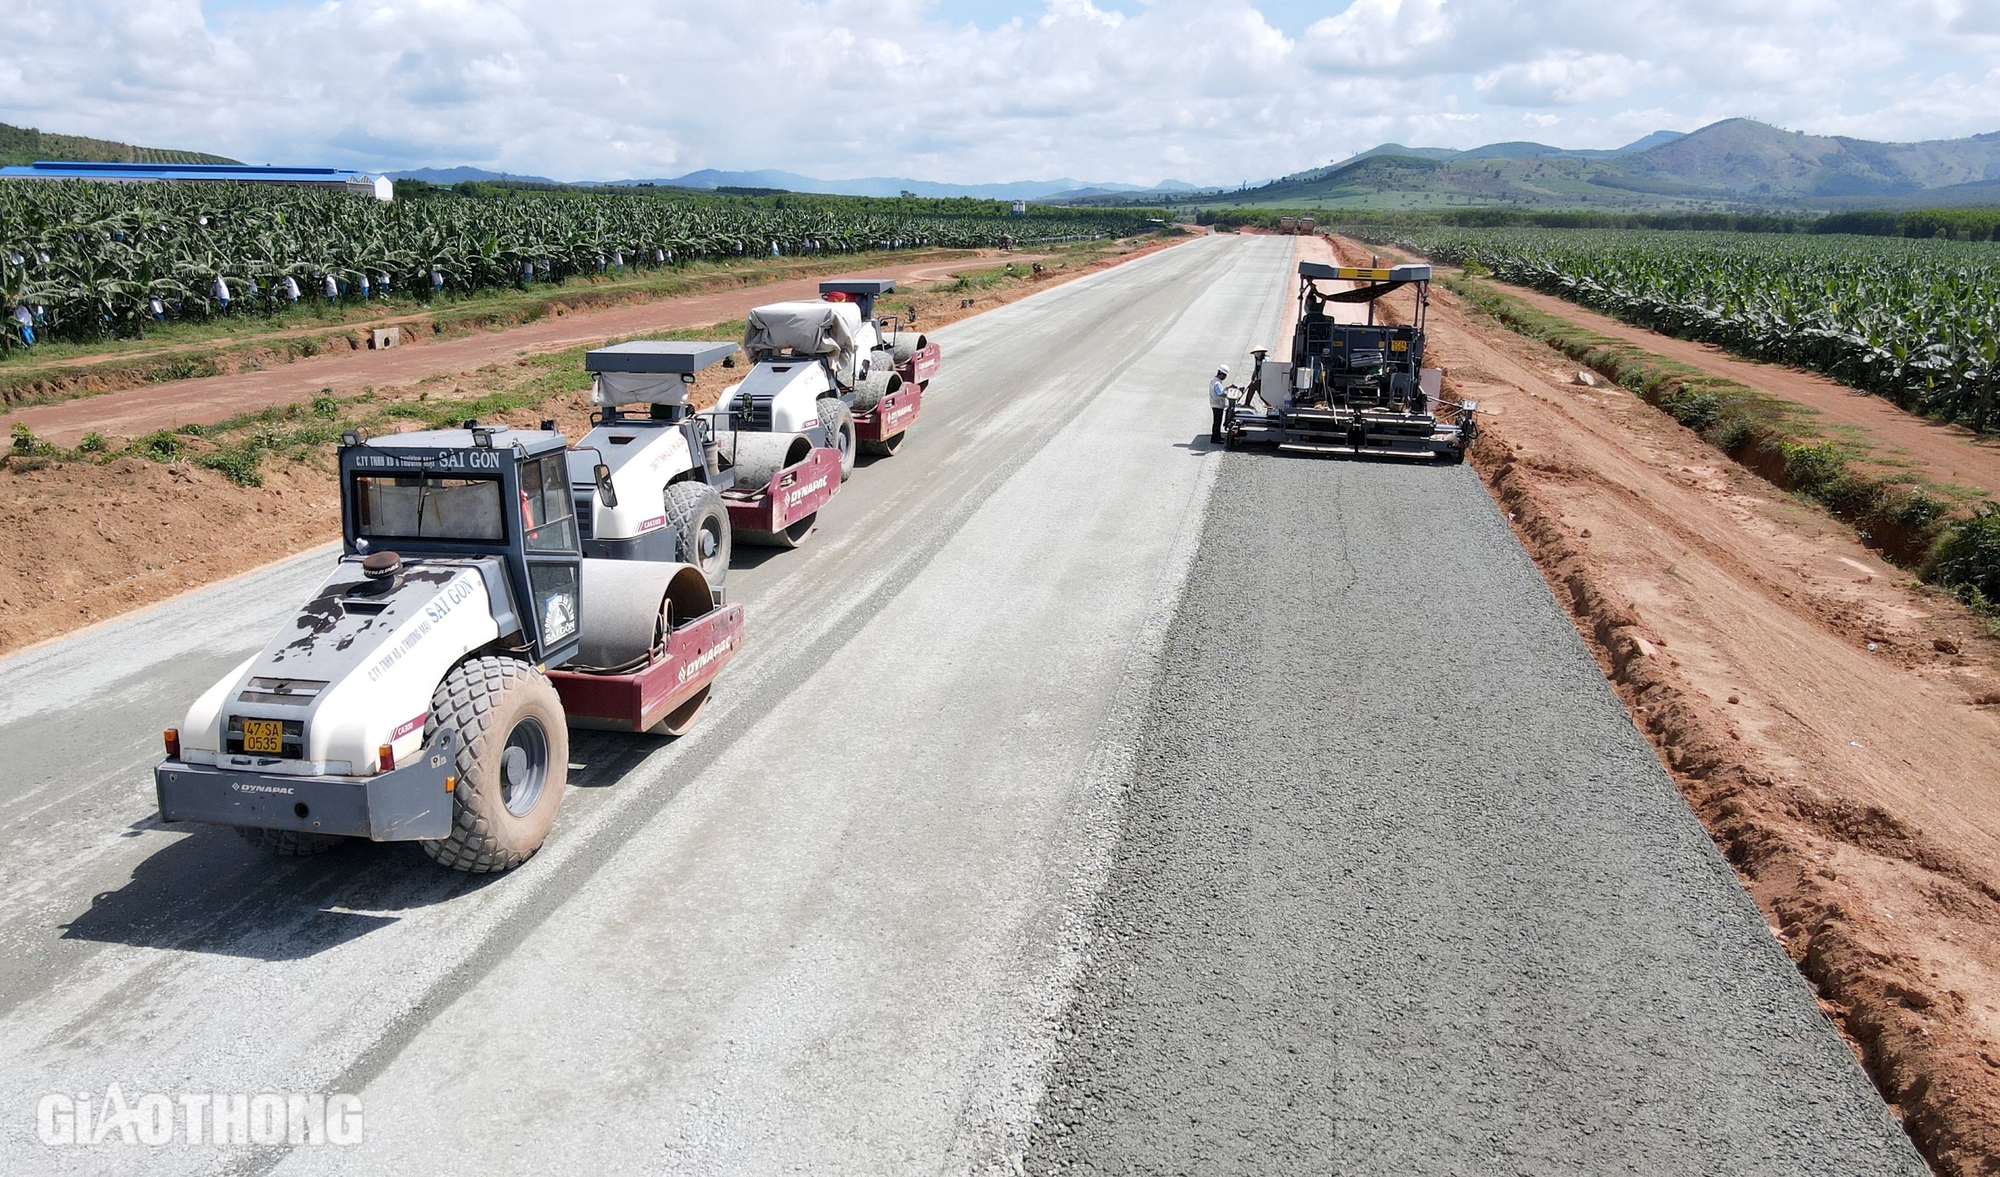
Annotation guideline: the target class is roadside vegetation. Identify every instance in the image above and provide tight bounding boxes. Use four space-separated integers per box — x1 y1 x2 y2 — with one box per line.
0 179 1161 355
1357 227 2000 433
1199 204 2000 240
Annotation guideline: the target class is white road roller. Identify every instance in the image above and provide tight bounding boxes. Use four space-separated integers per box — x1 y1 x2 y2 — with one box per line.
569 340 741 588
154 424 744 872
709 278 940 547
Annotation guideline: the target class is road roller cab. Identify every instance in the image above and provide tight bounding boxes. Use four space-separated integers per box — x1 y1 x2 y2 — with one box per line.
152 424 744 873
340 423 585 667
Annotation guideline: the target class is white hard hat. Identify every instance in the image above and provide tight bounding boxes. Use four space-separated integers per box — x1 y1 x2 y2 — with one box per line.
1217 365 1229 377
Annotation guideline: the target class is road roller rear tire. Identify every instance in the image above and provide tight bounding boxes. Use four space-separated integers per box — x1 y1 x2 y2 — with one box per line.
818 398 857 481
860 430 905 457
422 656 568 873
647 685 711 737
663 480 731 589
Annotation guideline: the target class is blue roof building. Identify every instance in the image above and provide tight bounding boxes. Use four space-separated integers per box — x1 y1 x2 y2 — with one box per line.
0 161 393 200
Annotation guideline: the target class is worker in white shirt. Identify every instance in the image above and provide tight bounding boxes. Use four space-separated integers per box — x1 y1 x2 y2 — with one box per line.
1209 365 1231 443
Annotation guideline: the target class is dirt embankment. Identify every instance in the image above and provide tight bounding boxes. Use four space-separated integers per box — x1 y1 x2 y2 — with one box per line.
0 234 1190 658
1339 231 2000 1175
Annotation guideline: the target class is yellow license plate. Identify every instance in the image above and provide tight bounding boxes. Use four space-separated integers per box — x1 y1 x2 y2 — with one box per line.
242 719 283 754
1391 340 1409 352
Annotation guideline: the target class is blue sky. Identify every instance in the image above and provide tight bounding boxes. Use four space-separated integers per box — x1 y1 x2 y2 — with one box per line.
7 1 1998 186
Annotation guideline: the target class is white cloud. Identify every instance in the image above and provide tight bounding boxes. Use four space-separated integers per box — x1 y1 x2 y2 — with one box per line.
0 0 1993 186
1475 54 1639 107
1298 0 1455 72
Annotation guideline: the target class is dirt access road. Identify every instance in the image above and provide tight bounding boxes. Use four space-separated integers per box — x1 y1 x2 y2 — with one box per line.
0 254 1023 447
1339 235 2000 1173
0 232 1919 1173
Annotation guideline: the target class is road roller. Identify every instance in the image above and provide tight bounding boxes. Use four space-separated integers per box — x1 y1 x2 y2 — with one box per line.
708 278 940 547
152 423 744 873
570 340 741 589
815 278 939 457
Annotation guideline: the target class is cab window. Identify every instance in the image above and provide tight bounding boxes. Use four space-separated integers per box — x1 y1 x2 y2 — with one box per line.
519 454 578 552
354 475 503 541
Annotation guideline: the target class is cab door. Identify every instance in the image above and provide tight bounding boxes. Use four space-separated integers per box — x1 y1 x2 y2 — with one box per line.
516 452 583 667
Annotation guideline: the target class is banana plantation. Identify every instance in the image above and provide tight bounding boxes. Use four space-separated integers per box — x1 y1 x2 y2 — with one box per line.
0 181 1159 350
1376 227 2000 432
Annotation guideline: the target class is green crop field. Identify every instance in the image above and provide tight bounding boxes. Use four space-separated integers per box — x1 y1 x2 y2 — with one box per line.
0 181 1158 350
1361 226 2000 433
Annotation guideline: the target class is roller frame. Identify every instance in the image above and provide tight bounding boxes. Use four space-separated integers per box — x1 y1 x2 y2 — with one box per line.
548 602 745 733
722 445 842 535
895 340 942 388
854 382 924 444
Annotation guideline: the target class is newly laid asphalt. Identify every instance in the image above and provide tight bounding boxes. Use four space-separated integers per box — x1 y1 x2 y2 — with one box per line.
0 232 1920 1174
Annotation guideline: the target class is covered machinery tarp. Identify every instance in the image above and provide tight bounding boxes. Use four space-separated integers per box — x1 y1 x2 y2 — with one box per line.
743 301 862 371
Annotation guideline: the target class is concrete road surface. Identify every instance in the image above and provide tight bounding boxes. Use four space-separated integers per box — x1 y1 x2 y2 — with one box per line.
0 233 1919 1175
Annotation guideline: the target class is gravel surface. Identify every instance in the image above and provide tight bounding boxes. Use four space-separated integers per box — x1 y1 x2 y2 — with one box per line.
0 234 1924 1175
0 234 1291 1175
1024 452 1925 1176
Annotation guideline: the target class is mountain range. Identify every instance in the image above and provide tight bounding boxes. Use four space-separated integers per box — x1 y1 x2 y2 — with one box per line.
1225 120 2000 210
388 165 1205 202
1344 129 1686 165
13 116 2000 213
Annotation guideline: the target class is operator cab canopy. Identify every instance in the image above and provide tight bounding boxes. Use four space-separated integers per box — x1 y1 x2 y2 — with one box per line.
1299 261 1433 305
585 340 739 408
819 278 896 320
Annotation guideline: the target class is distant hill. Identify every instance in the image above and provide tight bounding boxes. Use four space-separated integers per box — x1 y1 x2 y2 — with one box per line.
1216 120 2000 211
1323 131 1683 173
0 122 237 167
1609 118 2000 198
389 166 564 186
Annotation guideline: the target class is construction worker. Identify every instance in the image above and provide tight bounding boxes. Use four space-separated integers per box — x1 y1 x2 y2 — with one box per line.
1209 365 1230 443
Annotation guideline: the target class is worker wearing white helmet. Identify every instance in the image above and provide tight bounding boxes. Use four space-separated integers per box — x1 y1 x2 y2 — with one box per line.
1209 364 1231 443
